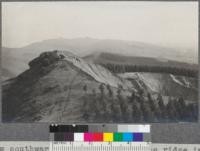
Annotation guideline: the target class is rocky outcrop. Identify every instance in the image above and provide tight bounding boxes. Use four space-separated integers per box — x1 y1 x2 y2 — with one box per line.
28 50 65 68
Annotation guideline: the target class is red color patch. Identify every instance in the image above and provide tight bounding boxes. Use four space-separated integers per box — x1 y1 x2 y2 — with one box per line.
92 133 103 141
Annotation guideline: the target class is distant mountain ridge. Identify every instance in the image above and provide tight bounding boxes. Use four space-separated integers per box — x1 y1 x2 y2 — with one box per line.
2 37 197 80
3 37 197 62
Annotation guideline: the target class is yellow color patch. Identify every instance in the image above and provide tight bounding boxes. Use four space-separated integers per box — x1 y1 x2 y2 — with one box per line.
103 133 113 142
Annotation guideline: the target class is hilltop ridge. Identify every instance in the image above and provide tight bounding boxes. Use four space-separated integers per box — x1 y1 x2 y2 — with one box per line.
2 50 198 122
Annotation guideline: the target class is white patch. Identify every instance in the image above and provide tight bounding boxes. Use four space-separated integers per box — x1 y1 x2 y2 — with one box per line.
74 133 84 141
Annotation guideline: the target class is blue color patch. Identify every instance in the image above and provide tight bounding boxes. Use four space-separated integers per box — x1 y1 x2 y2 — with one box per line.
122 133 133 141
134 133 143 141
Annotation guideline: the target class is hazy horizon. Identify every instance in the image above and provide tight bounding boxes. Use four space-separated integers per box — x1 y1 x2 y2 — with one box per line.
2 1 198 53
2 36 196 50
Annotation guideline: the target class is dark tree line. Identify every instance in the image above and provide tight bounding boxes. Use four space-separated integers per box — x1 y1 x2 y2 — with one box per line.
100 63 198 78
82 84 198 123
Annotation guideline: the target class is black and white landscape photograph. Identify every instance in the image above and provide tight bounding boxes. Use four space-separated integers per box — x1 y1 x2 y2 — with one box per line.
2 2 198 123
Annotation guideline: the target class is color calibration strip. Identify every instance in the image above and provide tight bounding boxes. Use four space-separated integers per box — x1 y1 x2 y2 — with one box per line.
49 124 151 142
53 132 145 142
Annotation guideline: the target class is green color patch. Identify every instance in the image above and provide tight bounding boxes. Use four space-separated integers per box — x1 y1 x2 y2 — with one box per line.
114 133 123 141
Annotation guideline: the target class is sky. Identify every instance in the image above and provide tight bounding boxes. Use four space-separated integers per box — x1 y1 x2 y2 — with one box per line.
2 1 198 52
